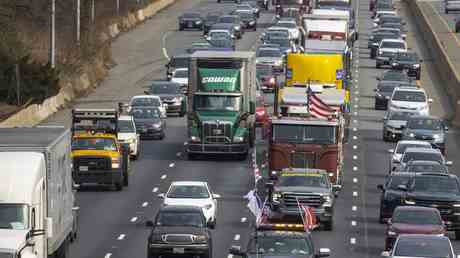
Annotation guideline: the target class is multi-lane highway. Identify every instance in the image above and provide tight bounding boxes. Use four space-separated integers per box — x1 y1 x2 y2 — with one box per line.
40 0 460 257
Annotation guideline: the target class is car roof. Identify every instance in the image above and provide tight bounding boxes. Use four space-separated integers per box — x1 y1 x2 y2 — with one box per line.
131 95 160 100
118 115 133 121
407 160 444 165
171 181 207 186
159 205 204 212
396 140 432 146
397 234 450 240
173 68 188 72
404 147 441 154
381 38 405 43
408 115 440 120
394 86 425 92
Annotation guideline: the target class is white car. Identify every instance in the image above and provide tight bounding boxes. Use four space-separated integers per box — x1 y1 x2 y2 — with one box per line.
206 29 234 40
128 95 166 118
373 10 397 23
387 140 432 172
275 21 300 41
388 87 432 116
117 115 140 159
158 181 221 228
170 68 188 87
376 39 407 68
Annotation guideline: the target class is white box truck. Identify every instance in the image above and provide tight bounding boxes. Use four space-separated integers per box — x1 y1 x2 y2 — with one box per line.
0 127 77 258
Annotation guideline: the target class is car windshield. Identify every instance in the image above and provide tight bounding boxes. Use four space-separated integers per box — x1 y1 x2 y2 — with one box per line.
72 137 117 151
266 38 290 47
378 83 397 92
389 111 412 120
236 5 252 10
381 41 405 49
272 124 337 144
277 22 296 28
131 109 161 119
406 163 447 173
382 71 408 81
396 144 430 154
395 53 417 61
0 204 28 230
393 209 442 224
118 120 135 133
167 185 210 198
387 175 411 190
156 212 204 227
171 57 189 68
402 152 442 163
381 16 401 23
257 66 273 77
194 95 241 111
219 17 237 23
131 97 160 107
392 91 426 102
381 23 401 28
278 174 329 187
151 84 181 94
174 70 188 78
183 13 200 18
254 236 313 255
210 39 233 48
257 49 282 57
267 31 289 38
407 118 442 130
394 237 453 258
413 176 460 193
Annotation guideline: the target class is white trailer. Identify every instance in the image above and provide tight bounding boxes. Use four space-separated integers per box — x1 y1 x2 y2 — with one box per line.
0 127 77 258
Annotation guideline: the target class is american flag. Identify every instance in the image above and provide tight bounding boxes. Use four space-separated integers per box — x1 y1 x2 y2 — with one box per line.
300 204 318 231
307 86 335 119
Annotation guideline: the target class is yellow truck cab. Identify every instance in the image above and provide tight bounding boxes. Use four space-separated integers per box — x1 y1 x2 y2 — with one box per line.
71 109 129 191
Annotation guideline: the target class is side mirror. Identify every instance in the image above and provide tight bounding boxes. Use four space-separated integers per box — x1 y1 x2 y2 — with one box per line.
388 149 394 154
317 248 331 257
397 184 407 191
145 220 154 227
229 245 247 257
157 193 165 198
212 193 221 199
377 184 384 191
381 251 390 257
428 98 433 103
446 161 453 166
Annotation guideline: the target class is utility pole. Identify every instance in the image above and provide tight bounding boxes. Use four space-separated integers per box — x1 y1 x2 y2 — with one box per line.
76 0 80 45
116 0 120 16
91 0 95 24
50 0 56 68
15 64 20 106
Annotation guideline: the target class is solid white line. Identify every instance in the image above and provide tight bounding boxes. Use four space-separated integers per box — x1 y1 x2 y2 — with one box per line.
130 217 138 222
117 234 126 240
161 31 172 60
169 163 175 168
104 253 112 258
352 206 357 211
161 174 167 180
142 202 149 207
241 217 247 223
152 187 159 193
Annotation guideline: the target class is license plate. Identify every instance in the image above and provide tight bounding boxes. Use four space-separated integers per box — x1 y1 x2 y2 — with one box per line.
213 129 222 134
79 166 88 171
173 248 184 254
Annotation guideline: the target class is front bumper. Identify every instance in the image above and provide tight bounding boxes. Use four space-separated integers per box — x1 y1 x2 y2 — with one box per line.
270 205 333 223
138 128 164 138
187 142 248 154
72 168 123 185
384 126 403 137
148 243 210 256
180 21 202 29
164 103 182 113
377 56 392 65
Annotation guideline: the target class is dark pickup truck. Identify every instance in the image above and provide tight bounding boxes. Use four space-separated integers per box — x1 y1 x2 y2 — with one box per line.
146 205 213 258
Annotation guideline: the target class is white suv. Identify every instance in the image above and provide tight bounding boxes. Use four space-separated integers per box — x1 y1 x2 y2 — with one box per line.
388 87 432 116
388 140 432 173
117 115 140 159
376 39 407 68
158 181 221 229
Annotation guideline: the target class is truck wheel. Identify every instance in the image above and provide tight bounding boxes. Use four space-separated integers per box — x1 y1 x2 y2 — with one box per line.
323 220 333 231
115 182 123 191
237 152 248 161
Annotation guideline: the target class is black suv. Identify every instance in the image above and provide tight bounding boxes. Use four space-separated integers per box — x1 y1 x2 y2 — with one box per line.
178 12 203 31
400 173 460 239
390 52 422 80
145 81 187 117
146 205 213 258
378 172 413 223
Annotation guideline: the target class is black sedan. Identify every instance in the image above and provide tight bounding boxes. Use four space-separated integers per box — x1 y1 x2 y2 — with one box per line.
378 172 413 223
390 52 422 80
130 107 165 140
401 115 448 154
146 81 187 117
218 15 244 39
178 12 203 31
203 13 222 35
234 10 257 31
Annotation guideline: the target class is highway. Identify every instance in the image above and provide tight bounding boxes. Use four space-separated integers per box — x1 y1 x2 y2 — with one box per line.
39 0 460 256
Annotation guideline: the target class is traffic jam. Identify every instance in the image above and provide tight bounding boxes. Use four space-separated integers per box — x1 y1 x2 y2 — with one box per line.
0 0 458 256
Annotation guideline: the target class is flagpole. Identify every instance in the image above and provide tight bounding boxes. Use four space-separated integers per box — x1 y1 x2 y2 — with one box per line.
295 197 307 230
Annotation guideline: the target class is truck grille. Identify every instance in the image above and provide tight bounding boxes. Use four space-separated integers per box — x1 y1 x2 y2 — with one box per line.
163 234 193 244
282 192 324 208
413 199 453 215
202 121 232 143
74 156 111 170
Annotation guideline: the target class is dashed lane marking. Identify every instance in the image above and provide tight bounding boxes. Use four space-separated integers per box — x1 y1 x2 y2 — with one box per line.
353 166 358 171
353 155 358 160
130 217 138 222
234 234 241 241
152 187 159 193
142 202 149 207
353 178 358 183
117 234 126 240
350 238 357 245
353 136 358 140
352 206 358 211
353 145 358 150
161 174 167 180
104 253 112 258
351 221 357 226
169 163 175 168
241 217 247 223
353 191 358 197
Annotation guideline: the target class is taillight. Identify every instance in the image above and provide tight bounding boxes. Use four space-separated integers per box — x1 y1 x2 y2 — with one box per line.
269 78 275 85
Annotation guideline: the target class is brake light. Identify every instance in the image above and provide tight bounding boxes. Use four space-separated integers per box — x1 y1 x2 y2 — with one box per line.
269 77 275 85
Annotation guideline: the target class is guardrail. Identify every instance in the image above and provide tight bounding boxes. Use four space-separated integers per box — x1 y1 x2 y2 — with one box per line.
404 0 460 125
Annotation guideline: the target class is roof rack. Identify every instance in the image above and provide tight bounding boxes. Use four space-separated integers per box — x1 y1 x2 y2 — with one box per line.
71 108 119 135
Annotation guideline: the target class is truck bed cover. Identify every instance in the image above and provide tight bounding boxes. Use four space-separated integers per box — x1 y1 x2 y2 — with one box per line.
0 127 68 149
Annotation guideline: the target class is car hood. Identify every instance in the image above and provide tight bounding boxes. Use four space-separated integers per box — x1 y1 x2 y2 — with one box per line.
196 111 240 125
171 78 188 85
409 192 460 202
390 223 444 234
386 119 407 128
406 129 441 137
257 57 282 63
380 48 406 52
153 226 206 235
391 100 426 108
164 198 212 208
394 60 417 65
181 17 201 21
275 186 330 194
157 94 182 101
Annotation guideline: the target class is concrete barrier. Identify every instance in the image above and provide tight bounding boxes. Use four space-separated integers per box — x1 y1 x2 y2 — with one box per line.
0 0 177 127
404 0 460 126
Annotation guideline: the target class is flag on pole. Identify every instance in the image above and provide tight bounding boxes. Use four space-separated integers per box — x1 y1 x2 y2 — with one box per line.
307 86 335 119
300 204 318 231
244 190 270 226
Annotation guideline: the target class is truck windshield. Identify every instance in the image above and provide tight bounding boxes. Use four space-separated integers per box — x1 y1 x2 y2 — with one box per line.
156 212 204 227
272 124 337 144
252 236 312 255
72 138 117 151
0 204 28 230
194 95 241 111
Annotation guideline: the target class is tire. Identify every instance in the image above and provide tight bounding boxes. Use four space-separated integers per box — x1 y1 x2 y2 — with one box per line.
180 111 186 117
249 127 255 148
445 9 448 14
416 73 421 80
123 172 129 186
379 208 385 224
382 130 389 142
188 153 197 160
323 220 333 231
179 25 183 31
370 52 375 59
115 182 123 191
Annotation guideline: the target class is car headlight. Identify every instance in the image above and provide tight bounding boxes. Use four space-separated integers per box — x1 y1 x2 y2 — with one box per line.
235 26 241 31
193 234 208 243
190 136 201 142
405 199 416 205
274 60 283 66
453 204 460 207
412 64 420 68
388 230 397 236
127 138 135 144
233 136 244 143
378 50 383 55
433 134 440 139
111 157 121 169
272 192 281 202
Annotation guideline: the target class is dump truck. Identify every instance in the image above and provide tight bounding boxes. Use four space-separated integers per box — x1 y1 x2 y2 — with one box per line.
0 127 78 258
186 51 257 159
71 108 130 191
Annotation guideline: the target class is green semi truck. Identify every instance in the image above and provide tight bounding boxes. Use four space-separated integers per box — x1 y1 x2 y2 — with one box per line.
186 51 257 160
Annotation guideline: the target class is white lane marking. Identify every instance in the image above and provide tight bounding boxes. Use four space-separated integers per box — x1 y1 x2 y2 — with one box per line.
353 178 358 183
241 217 247 223
130 217 138 222
142 202 149 207
353 191 358 197
353 166 358 171
353 119 358 123
234 234 241 241
354 104 358 108
228 255 234 258
161 174 167 180
162 48 169 60
104 253 112 258
353 111 358 116
354 97 359 101
353 155 358 160
152 187 159 193
352 206 357 211
176 152 182 157
117 234 126 240
351 221 357 226
169 163 175 168
350 238 357 244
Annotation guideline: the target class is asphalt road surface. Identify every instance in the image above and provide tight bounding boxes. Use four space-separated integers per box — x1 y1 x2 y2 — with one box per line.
40 0 460 256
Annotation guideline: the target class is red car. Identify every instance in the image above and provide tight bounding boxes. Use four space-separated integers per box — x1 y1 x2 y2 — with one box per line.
257 65 277 93
256 94 268 127
385 206 445 250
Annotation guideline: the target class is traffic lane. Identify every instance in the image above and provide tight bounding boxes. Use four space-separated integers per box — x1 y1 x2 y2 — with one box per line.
69 117 187 258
